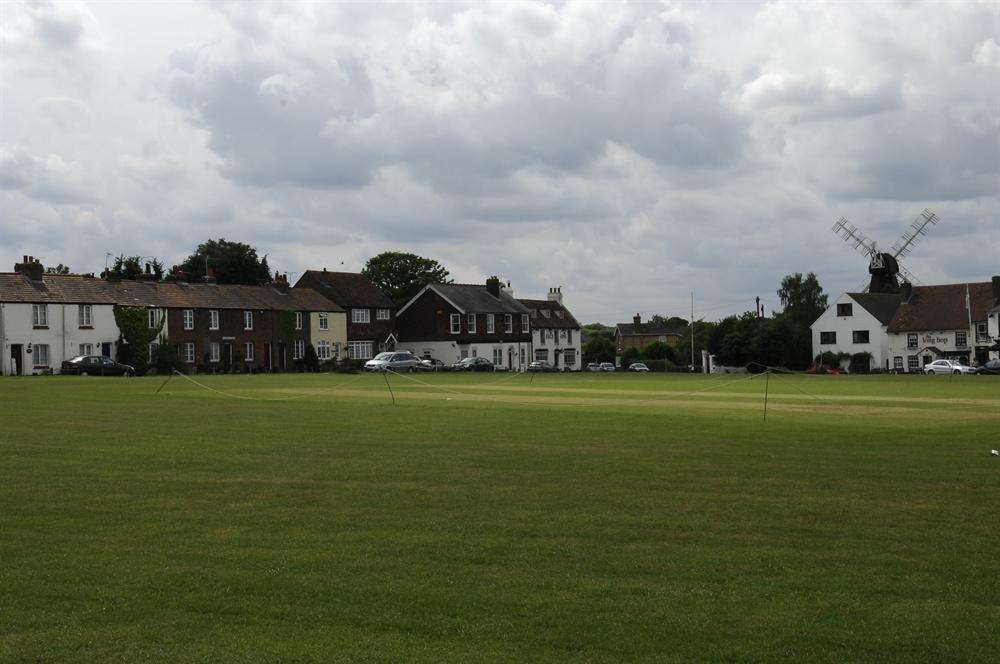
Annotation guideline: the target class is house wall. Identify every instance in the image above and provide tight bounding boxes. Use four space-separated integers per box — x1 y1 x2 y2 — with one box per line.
616 333 683 353
531 328 582 370
403 339 531 370
810 293 889 370
346 306 396 350
0 302 119 375
886 329 976 372
310 311 347 361
990 311 999 361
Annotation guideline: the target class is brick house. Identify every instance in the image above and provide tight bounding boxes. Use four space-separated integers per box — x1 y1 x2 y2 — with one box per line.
396 276 531 370
615 314 684 356
294 270 396 360
517 287 582 370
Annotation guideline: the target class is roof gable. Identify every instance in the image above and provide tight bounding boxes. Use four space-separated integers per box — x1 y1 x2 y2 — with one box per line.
516 298 581 329
296 270 393 308
847 292 903 326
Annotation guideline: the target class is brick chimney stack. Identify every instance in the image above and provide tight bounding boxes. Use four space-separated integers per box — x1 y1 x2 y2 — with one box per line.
486 276 501 298
547 287 564 305
274 273 289 291
14 255 44 281
633 313 641 327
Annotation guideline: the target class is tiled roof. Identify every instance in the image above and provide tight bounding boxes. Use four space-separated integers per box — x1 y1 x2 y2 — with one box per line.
887 282 997 333
431 283 529 314
847 292 903 326
517 298 580 329
296 270 393 308
0 273 338 311
616 322 684 337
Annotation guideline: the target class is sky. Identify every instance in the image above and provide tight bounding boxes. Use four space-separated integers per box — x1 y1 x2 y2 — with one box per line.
2 1 998 324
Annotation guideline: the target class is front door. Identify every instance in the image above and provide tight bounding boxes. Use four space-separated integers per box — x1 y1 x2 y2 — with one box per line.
10 344 22 376
101 342 112 358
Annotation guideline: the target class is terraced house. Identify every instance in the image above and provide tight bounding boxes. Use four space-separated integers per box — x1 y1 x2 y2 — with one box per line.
294 270 396 360
518 287 582 370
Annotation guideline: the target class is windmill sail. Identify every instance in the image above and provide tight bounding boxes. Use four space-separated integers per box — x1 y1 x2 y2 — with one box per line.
890 209 939 258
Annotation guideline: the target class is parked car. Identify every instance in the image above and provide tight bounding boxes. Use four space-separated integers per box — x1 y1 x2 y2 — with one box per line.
975 358 1000 375
417 357 448 372
599 362 616 372
451 357 495 372
364 351 423 372
628 362 650 372
527 360 556 372
924 359 975 375
61 355 134 376
586 362 603 372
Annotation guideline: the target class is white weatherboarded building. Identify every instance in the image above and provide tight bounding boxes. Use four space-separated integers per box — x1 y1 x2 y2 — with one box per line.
1 258 121 375
810 292 902 371
518 288 582 371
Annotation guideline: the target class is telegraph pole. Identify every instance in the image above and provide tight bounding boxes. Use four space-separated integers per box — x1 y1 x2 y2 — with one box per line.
690 291 695 371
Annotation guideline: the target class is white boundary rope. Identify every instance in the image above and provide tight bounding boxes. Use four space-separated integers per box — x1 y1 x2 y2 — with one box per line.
162 370 366 402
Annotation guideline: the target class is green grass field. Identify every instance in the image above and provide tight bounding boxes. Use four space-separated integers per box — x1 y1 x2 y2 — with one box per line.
3 371 999 662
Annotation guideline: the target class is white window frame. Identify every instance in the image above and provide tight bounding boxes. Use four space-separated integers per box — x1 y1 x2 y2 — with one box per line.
183 309 194 331
148 308 158 329
32 304 48 327
79 343 94 356
317 340 331 361
348 341 373 360
567 329 573 344
487 314 495 334
352 308 371 324
468 314 477 333
244 342 254 362
504 314 512 334
209 342 220 363
319 312 329 331
450 313 461 334
183 342 195 363
376 308 390 320
293 339 305 360
956 330 967 348
563 348 576 366
243 311 253 331
78 304 93 327
907 333 918 349
295 312 303 330
535 348 548 361
493 347 503 366
32 344 50 367
907 355 919 371
521 313 529 333
209 309 219 331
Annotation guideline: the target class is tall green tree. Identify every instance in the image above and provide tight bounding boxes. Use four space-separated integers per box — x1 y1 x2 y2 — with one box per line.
180 239 271 285
106 255 164 280
777 272 827 328
582 334 616 364
45 264 71 275
362 251 451 304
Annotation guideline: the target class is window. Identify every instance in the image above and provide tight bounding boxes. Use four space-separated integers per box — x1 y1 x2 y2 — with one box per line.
209 310 219 330
295 312 303 330
347 341 373 359
493 347 503 366
852 330 870 344
450 314 461 334
541 309 551 318
244 342 254 362
908 356 919 371
956 330 967 348
78 305 92 327
471 347 477 358
460 348 469 359
820 331 836 345
504 314 512 333
318 312 329 331
243 311 253 330
977 322 989 340
567 329 573 344
907 333 918 349
79 343 94 356
293 339 305 360
148 309 158 329
521 313 529 333
377 308 390 320
563 349 576 366
352 308 371 324
183 342 195 363
560 329 567 340
32 304 48 327
468 314 477 333
837 303 853 317
209 342 220 363
487 314 495 334
149 342 159 361
555 310 564 319
32 344 50 366
183 309 194 330
535 349 549 361
317 340 332 361
893 356 903 370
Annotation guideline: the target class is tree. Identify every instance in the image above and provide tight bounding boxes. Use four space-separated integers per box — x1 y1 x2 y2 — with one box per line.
106 255 164 280
650 315 688 330
46 264 70 275
362 251 451 305
180 239 271 285
581 322 614 335
642 341 676 363
777 272 827 328
582 334 616 364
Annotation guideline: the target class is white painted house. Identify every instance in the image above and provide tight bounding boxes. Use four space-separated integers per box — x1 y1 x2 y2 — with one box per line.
1 258 121 375
810 292 902 371
518 288 582 371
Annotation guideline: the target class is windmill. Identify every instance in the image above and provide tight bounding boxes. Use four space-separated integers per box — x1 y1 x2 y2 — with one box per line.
832 209 940 293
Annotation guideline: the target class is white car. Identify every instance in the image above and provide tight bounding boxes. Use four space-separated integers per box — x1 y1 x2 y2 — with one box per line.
924 359 975 375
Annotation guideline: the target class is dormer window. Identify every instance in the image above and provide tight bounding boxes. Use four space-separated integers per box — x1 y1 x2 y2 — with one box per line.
541 309 551 318
555 310 564 319
837 303 853 317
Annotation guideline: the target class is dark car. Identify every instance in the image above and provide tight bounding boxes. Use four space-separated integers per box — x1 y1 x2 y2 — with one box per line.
61 355 135 376
451 357 494 372
527 360 556 372
975 359 1000 375
417 358 448 372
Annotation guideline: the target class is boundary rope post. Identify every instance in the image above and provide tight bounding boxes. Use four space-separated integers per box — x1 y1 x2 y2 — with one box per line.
154 370 176 396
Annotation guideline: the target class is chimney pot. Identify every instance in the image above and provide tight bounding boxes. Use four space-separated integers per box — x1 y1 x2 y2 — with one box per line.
633 313 641 327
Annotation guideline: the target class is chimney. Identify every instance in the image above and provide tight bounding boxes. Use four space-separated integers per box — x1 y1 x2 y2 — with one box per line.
993 276 1000 305
633 313 641 327
14 256 44 282
486 276 501 298
204 266 217 284
546 287 564 305
274 273 289 291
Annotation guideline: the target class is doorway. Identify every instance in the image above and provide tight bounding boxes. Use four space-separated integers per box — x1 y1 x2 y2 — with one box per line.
101 342 112 358
10 344 23 376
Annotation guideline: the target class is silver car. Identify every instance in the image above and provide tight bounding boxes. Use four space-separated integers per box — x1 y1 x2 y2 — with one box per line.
364 351 423 372
924 359 975 375
599 362 616 372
